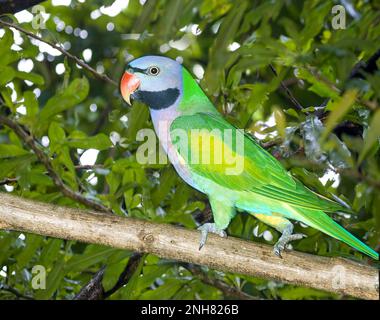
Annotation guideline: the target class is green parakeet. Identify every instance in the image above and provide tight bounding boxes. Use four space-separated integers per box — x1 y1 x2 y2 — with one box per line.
120 55 378 260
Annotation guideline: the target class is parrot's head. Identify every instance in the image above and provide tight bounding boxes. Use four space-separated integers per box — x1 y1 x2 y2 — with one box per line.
120 55 182 109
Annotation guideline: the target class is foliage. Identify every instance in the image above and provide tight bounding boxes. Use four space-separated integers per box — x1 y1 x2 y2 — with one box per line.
0 0 379 300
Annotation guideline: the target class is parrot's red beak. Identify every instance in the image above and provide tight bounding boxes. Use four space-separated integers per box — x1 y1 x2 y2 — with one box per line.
120 71 140 105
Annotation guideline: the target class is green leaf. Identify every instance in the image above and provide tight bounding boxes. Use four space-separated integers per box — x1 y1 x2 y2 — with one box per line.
0 144 29 158
0 30 20 65
135 264 172 292
65 131 112 150
0 66 16 86
102 259 128 292
321 89 358 141
0 154 34 179
0 233 18 265
125 102 150 142
358 109 380 164
16 234 43 270
0 87 14 110
65 245 119 273
151 168 177 206
297 68 340 99
38 239 62 266
119 255 145 299
48 122 66 151
139 279 185 300
0 29 14 51
23 91 39 118
273 107 286 139
37 78 89 133
35 256 66 299
15 71 45 85
278 286 334 299
246 83 271 114
156 0 183 40
105 171 121 195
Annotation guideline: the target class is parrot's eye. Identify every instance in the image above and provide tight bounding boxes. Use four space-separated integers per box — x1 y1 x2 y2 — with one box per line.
148 66 160 76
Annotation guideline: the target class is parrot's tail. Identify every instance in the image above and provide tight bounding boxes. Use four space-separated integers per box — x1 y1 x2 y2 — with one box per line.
299 209 378 260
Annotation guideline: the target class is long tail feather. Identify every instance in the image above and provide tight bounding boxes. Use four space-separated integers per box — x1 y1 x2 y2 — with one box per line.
299 209 378 260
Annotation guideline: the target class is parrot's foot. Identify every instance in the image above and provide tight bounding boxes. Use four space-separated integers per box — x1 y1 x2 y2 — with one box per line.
273 225 306 258
198 223 227 250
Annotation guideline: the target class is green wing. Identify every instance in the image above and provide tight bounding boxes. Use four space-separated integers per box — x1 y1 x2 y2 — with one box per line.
170 112 346 213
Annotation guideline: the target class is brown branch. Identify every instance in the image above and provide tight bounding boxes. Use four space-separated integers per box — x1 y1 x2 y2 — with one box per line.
260 138 282 149
0 116 112 213
0 193 378 300
75 164 105 171
183 263 261 300
0 284 34 300
74 266 106 300
0 177 18 185
0 19 117 87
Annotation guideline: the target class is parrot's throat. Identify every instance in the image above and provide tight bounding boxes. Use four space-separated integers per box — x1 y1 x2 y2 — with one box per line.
134 88 180 110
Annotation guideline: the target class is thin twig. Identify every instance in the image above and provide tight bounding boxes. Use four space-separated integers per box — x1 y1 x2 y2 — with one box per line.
0 115 112 213
269 64 304 112
0 19 117 87
75 164 105 170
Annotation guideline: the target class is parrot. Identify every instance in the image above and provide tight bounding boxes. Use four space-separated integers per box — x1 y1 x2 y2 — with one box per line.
119 55 378 260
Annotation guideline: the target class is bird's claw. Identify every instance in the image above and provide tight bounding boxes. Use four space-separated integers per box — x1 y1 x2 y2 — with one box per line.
273 233 306 258
198 223 227 251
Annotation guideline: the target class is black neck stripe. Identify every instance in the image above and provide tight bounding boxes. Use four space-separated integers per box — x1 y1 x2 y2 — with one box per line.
134 88 180 110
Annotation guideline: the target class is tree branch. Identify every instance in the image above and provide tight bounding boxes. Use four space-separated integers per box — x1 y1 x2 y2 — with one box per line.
74 164 105 171
0 115 112 213
0 193 378 300
0 284 34 300
0 19 117 87
73 266 106 300
0 177 18 185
